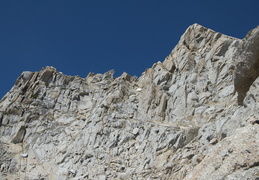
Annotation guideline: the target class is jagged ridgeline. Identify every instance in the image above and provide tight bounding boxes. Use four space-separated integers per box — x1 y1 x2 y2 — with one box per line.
0 24 259 180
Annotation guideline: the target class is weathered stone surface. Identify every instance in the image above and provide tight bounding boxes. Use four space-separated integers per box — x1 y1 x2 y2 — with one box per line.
0 24 259 179
11 122 26 144
185 124 259 180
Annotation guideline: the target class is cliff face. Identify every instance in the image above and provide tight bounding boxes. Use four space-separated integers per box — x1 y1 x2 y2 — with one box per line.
0 24 259 180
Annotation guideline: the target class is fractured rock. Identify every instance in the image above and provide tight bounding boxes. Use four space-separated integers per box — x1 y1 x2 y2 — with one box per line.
0 24 259 180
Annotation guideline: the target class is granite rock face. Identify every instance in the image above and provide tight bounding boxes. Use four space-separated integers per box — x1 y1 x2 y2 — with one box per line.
0 24 259 180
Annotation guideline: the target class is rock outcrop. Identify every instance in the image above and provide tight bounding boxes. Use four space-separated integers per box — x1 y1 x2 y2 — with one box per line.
0 23 259 180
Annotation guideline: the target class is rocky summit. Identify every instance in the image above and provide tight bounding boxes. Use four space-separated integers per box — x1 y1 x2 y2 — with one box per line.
1 23 259 180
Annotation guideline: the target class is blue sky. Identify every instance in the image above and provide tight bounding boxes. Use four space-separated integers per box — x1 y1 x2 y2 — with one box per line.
0 0 258 98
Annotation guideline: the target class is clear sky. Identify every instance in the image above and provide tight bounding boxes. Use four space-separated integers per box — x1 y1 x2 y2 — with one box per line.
0 0 258 99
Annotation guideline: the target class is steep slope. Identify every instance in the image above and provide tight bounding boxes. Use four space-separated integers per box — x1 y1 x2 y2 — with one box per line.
0 24 259 180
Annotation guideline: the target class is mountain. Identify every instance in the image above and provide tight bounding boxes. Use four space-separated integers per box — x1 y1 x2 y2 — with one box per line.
0 24 259 180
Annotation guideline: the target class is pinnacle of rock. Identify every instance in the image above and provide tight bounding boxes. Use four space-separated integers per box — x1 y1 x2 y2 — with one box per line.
0 24 259 180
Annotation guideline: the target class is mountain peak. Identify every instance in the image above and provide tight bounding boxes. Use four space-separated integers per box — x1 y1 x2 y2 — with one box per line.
1 25 259 179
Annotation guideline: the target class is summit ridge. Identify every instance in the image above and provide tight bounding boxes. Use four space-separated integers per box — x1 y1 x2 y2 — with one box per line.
0 24 259 179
